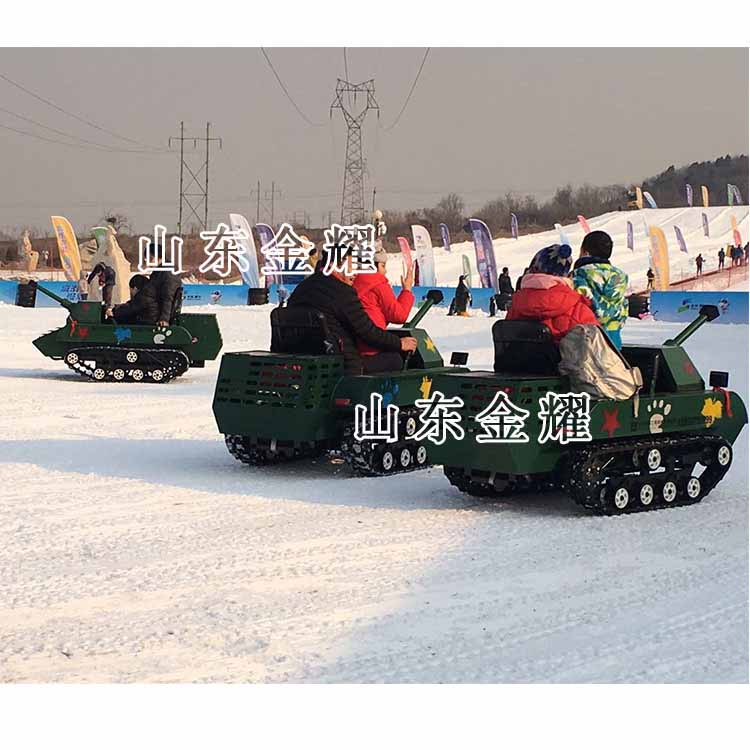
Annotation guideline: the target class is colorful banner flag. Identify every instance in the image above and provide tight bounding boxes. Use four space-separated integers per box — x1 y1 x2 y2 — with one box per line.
648 226 670 291
255 222 277 286
466 218 498 291
635 186 644 210
673 225 688 254
438 223 451 253
50 215 82 281
643 191 658 209
397 236 414 272
702 212 710 237
411 224 436 287
730 215 742 246
727 184 734 207
701 185 709 208
554 223 571 247
626 221 634 251
229 213 261 287
510 213 519 239
686 184 693 207
728 184 743 206
462 254 472 288
577 215 591 234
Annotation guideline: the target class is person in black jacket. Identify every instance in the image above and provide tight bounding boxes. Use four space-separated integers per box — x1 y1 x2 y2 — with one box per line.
498 267 514 295
287 252 417 374
145 241 183 326
107 274 157 324
87 262 116 307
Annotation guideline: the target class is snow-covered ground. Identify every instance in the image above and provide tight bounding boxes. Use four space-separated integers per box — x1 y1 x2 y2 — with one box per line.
389 206 749 293
1 303 747 683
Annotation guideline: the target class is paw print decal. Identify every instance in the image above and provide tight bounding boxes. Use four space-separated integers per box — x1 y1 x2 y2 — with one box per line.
153 329 173 345
647 399 672 434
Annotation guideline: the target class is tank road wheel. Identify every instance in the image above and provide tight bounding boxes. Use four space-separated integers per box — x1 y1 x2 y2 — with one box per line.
662 479 678 504
381 449 395 473
646 448 662 471
112 368 125 382
65 351 79 366
126 351 138 363
151 369 165 382
131 369 144 382
404 416 417 437
93 367 106 381
716 444 732 468
399 447 412 469
414 445 428 466
639 482 655 507
685 476 702 501
612 484 630 512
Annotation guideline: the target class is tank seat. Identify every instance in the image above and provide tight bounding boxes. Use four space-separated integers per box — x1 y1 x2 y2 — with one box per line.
492 320 560 375
270 306 340 355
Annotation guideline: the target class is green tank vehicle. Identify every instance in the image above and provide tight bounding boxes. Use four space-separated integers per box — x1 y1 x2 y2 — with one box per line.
212 290 468 475
32 283 222 383
425 305 747 514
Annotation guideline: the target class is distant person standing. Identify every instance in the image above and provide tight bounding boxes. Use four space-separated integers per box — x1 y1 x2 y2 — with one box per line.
646 268 655 290
77 270 89 301
718 247 725 270
695 254 704 276
88 262 116 308
42 249 50 267
497 267 514 295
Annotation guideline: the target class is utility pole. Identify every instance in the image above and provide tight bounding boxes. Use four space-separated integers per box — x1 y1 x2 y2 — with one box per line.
371 187 377 215
168 121 222 235
264 182 282 226
330 79 379 225
250 180 262 224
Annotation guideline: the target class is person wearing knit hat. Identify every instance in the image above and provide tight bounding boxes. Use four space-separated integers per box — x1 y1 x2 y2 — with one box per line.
353 245 416 372
528 243 573 276
506 243 598 342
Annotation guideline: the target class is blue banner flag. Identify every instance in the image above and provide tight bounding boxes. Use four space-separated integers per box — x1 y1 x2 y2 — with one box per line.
466 218 498 291
439 223 451 253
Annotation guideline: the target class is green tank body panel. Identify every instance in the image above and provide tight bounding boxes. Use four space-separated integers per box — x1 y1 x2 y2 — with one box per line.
213 351 345 442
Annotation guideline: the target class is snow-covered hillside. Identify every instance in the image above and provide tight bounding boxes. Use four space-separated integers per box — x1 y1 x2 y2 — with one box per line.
390 206 749 293
1 304 747 682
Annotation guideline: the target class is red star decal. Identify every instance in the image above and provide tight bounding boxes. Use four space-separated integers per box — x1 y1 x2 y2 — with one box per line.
683 360 696 374
601 407 621 438
78 326 89 339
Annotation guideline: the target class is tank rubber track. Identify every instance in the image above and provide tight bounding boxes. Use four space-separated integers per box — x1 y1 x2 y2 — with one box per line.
443 467 557 499
225 434 328 466
338 407 431 476
567 433 733 515
62 346 190 384
443 433 733 515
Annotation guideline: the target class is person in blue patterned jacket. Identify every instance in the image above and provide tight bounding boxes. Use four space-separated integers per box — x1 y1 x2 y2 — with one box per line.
572 230 629 349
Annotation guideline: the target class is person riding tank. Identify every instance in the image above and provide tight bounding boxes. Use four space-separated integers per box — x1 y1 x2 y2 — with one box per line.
286 248 417 374
353 246 416 371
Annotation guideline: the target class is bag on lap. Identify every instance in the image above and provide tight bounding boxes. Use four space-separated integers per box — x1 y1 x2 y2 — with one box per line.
558 325 642 401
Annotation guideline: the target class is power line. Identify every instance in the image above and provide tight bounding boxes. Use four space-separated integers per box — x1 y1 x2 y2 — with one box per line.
383 48 431 131
0 71 166 151
259 48 326 127
0 105 168 154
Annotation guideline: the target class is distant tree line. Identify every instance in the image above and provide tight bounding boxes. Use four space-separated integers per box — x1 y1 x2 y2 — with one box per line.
382 154 748 244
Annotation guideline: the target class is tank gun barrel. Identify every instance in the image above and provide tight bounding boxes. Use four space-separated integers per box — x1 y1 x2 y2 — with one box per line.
35 283 74 310
664 304 719 346
404 289 444 328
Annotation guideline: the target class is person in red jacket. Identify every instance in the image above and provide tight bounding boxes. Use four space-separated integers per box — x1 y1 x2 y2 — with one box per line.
353 247 416 372
506 243 598 342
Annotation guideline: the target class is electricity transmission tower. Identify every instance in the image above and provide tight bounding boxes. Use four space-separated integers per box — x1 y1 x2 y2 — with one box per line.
330 79 379 225
169 121 222 235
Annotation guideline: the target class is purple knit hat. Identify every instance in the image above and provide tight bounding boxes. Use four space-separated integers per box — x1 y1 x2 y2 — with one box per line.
528 243 573 276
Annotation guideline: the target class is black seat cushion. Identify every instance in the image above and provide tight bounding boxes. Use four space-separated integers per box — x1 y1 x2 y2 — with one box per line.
492 320 560 375
270 306 340 355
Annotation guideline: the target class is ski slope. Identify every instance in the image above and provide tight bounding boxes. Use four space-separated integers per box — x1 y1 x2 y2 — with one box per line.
390 207 749 293
1 303 747 683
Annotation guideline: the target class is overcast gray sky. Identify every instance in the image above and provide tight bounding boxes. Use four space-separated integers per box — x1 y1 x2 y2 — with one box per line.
0 47 747 234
